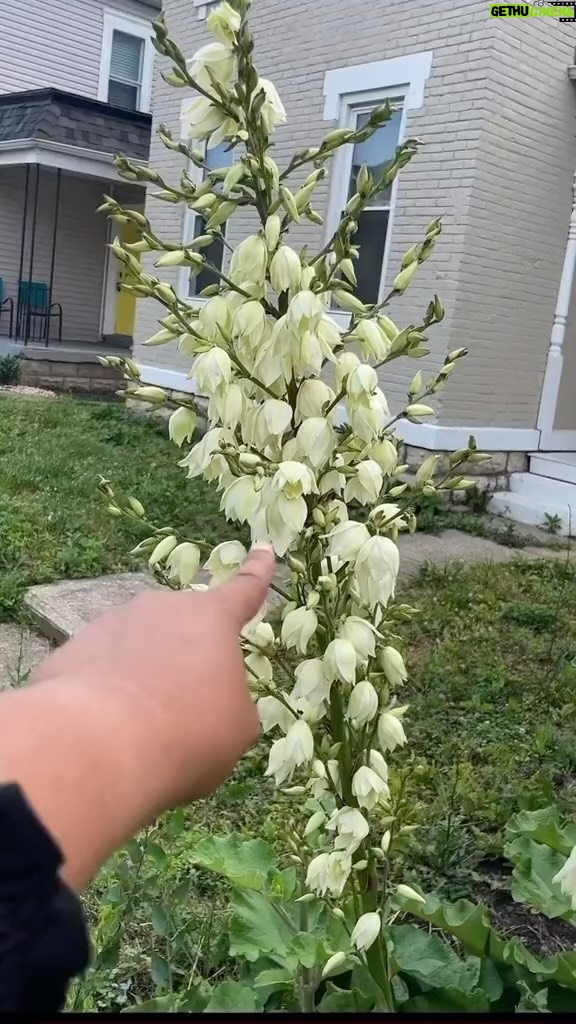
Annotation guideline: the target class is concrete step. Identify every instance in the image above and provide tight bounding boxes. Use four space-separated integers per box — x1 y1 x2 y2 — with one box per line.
490 490 574 536
530 454 576 486
509 471 576 504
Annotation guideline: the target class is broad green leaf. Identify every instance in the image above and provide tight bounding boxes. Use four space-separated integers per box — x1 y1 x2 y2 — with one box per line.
287 932 326 969
504 834 576 921
390 924 481 993
516 980 549 1012
318 984 375 1013
147 840 168 866
393 892 491 958
254 968 293 990
150 904 170 937
229 889 295 963
205 981 259 1012
150 952 171 990
506 806 576 855
404 987 492 1012
189 833 278 891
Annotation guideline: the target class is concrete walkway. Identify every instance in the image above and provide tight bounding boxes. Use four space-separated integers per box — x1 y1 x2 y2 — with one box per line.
0 528 572 688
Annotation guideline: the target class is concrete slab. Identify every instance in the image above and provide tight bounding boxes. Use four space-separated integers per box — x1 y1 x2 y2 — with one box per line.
0 624 51 689
24 566 290 644
24 573 159 644
23 533 572 646
396 529 573 577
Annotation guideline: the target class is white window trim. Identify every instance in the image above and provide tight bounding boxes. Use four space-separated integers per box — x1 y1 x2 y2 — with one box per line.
177 98 207 304
323 52 432 328
192 0 219 20
98 9 155 114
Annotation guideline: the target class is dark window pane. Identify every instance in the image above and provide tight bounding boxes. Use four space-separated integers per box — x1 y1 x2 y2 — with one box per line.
189 218 224 297
108 79 138 110
110 31 143 83
353 208 389 305
349 108 403 207
188 142 234 297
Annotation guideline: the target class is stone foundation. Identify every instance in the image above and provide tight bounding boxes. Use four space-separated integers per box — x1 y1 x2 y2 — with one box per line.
19 356 122 395
402 444 528 496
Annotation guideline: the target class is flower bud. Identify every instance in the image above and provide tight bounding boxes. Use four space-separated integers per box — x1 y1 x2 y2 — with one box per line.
149 534 178 567
322 952 347 979
169 407 197 447
351 912 381 952
397 884 426 905
264 214 282 251
393 261 418 293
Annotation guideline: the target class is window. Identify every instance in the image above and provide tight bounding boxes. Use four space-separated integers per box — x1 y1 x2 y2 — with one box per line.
108 31 144 111
323 52 432 309
343 105 403 305
187 141 235 298
99 11 154 113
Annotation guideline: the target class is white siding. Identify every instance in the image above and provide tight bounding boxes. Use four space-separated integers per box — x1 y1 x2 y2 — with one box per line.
0 0 158 100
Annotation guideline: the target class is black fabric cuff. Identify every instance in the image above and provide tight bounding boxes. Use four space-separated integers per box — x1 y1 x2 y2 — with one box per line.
0 782 90 1012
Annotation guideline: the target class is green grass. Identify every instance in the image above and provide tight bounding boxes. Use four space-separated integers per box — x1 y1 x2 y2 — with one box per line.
3 396 576 1005
0 396 238 622
399 558 576 895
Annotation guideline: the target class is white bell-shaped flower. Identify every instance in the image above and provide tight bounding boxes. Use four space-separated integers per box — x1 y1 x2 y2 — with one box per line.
204 540 247 582
346 680 379 728
281 606 318 654
351 766 390 811
354 535 400 609
324 638 357 686
327 520 370 563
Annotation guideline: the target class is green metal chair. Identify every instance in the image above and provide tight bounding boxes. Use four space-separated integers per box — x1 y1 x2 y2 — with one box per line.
17 280 62 346
0 279 14 338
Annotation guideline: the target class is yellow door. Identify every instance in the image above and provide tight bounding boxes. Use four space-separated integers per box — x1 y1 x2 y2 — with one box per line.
114 221 142 336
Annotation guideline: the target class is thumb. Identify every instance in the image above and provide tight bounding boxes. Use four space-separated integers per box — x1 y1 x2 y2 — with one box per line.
214 544 276 627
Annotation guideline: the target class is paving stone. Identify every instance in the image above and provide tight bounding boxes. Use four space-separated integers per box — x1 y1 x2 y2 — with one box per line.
23 532 571 646
396 529 574 577
24 573 160 644
0 624 51 689
24 565 290 644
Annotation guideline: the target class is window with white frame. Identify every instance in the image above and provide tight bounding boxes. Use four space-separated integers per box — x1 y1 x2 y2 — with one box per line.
186 141 235 299
339 103 404 305
99 12 154 113
323 52 432 307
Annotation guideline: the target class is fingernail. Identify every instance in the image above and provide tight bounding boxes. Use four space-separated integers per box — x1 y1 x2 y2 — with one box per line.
251 541 274 553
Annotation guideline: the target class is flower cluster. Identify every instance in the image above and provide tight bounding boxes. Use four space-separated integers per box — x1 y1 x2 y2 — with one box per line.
105 0 485 1000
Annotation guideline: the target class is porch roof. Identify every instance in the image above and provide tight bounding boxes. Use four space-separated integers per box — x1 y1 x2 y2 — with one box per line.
0 88 151 162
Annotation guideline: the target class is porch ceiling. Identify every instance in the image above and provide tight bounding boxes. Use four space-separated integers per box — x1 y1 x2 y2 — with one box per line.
0 89 151 164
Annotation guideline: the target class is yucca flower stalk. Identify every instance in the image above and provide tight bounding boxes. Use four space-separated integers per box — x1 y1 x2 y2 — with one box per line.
100 0 489 1008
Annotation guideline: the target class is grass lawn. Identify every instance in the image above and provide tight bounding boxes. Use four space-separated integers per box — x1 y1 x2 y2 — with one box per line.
2 397 575 1007
0 395 239 623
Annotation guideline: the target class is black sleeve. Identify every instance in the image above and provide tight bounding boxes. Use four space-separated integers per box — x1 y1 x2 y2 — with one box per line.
0 783 90 1012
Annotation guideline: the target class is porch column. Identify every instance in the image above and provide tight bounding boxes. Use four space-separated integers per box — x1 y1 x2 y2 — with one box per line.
537 169 576 444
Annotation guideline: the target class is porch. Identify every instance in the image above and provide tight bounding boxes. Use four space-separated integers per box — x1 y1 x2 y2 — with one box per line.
0 88 151 349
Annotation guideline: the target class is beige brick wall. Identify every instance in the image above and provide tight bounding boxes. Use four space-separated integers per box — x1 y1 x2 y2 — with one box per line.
134 0 576 432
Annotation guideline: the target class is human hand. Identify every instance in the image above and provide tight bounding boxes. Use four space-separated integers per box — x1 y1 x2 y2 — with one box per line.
31 543 275 807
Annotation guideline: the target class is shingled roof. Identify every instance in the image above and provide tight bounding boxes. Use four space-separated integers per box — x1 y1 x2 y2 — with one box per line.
0 88 151 161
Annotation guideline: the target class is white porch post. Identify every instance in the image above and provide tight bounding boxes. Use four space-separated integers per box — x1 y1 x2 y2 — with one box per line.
537 169 576 446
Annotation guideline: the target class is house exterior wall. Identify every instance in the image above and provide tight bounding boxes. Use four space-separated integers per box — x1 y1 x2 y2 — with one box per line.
443 15 576 428
133 0 576 443
0 166 141 343
0 0 158 101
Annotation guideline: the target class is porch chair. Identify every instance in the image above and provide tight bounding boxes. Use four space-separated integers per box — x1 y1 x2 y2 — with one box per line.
17 281 63 347
0 279 14 338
